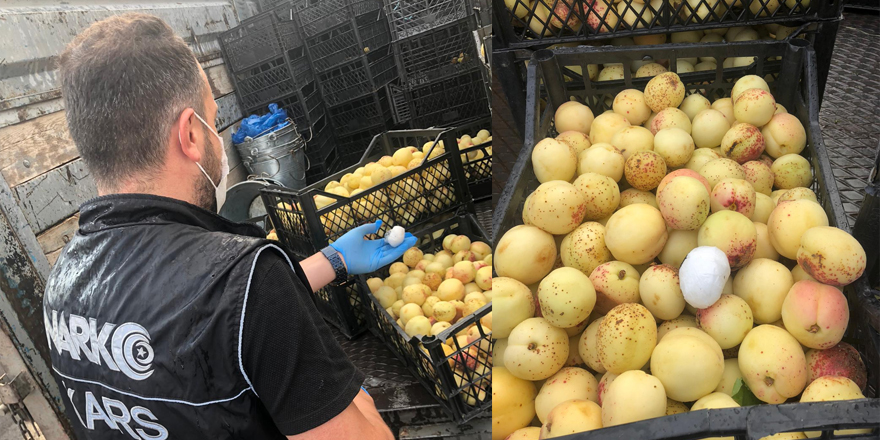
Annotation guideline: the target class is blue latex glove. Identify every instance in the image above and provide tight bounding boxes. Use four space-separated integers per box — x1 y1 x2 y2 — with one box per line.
330 220 417 275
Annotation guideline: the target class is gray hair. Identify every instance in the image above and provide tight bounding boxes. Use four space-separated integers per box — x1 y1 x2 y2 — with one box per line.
59 12 207 190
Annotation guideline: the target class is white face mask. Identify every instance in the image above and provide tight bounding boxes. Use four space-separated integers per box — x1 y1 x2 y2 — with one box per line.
184 111 229 212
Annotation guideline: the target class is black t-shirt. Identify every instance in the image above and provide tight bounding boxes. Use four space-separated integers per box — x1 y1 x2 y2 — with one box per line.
241 250 365 435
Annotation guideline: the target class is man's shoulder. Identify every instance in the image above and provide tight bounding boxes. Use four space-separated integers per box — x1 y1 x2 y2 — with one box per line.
244 244 301 285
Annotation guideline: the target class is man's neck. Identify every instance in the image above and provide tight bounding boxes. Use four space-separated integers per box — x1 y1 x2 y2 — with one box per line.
100 176 200 207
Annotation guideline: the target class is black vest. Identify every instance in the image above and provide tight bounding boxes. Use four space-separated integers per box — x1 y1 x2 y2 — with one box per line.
43 194 291 439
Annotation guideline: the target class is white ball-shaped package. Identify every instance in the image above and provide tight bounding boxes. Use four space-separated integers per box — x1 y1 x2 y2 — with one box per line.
679 246 730 309
385 226 406 247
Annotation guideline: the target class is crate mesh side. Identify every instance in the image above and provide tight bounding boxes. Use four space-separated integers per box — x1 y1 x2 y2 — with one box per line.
304 275 367 338
290 56 314 87
384 0 471 40
358 13 393 51
276 18 304 53
497 0 831 47
329 90 393 136
260 0 309 13
462 147 491 189
318 50 398 106
396 18 480 87
351 0 384 16
388 83 412 124
236 57 296 109
360 215 492 421
410 70 490 128
220 13 284 72
305 152 340 184
336 130 382 169
299 0 351 36
308 22 362 72
266 86 325 130
262 131 465 258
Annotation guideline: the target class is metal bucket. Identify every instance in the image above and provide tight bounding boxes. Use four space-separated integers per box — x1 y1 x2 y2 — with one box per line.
235 121 298 163
247 138 309 189
234 120 309 189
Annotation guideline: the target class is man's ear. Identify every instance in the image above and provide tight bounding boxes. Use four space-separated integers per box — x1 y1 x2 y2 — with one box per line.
176 107 202 162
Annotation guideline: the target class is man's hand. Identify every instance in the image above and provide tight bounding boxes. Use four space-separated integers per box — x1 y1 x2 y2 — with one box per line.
330 220 417 275
300 220 417 292
287 389 393 440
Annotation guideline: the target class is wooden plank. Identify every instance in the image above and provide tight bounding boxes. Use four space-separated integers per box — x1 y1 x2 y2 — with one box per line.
45 248 63 267
0 172 52 281
216 92 243 132
0 206 62 409
36 213 79 256
0 98 65 130
206 63 235 98
0 112 78 188
0 61 237 186
14 159 97 234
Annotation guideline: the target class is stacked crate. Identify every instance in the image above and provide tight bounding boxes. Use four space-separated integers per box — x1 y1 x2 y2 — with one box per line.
385 1 491 129
301 0 399 169
492 0 846 133
220 4 339 184
270 2 339 181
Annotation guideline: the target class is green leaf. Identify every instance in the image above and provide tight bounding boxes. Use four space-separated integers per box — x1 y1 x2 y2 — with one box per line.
730 378 762 407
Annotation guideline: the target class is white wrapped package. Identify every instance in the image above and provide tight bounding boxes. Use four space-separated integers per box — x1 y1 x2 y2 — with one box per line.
679 246 731 309
384 226 406 247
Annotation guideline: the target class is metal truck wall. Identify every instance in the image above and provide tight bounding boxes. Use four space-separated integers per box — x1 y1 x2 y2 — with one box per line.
0 1 255 436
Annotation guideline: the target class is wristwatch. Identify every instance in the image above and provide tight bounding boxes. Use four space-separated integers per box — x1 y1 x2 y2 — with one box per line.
321 246 347 283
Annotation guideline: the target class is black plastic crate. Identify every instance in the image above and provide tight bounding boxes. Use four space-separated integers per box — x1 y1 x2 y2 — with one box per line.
306 139 337 167
306 6 391 73
261 128 473 258
328 88 394 137
271 1 307 59
404 69 490 129
308 22 363 72
494 20 842 139
305 151 340 185
394 17 481 87
358 214 492 423
845 0 880 10
234 57 298 110
351 0 384 16
384 0 473 40
494 0 845 49
297 0 350 37
317 45 399 106
851 140 880 333
388 83 411 124
219 12 285 73
304 114 334 160
258 0 308 13
335 126 391 171
448 117 492 202
493 40 880 439
850 277 880 400
258 81 325 131
261 129 473 338
289 55 315 89
356 8 393 53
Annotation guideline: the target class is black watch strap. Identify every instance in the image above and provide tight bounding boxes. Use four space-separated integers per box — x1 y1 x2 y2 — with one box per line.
321 246 347 282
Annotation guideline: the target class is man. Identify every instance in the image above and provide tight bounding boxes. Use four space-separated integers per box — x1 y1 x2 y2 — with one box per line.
43 13 414 439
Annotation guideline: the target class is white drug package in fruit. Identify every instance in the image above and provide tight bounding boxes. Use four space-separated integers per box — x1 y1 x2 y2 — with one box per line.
384 226 406 247
679 246 730 309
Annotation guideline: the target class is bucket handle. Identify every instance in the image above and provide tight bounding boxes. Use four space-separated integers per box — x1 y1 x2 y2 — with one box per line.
251 118 296 141
300 125 314 143
247 147 309 182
